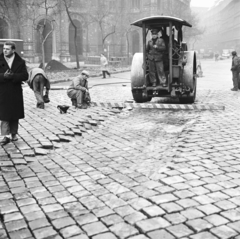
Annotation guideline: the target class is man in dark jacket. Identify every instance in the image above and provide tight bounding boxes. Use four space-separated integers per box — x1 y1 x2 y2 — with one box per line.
0 41 28 145
230 51 239 91
67 70 91 109
146 29 166 87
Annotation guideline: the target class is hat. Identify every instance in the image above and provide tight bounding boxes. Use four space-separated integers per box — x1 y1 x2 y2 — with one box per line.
232 51 237 56
151 29 159 34
82 70 90 77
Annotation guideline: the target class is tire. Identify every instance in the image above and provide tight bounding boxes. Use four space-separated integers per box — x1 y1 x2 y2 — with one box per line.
179 76 197 104
132 90 152 103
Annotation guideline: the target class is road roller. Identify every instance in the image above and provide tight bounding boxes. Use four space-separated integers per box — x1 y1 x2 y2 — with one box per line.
131 16 197 104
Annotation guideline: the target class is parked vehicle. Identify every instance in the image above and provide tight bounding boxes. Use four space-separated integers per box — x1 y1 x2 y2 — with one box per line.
130 16 197 104
222 49 231 59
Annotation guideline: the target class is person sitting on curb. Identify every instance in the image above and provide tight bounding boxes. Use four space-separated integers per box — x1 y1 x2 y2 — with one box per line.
67 70 91 109
27 67 50 109
100 53 111 78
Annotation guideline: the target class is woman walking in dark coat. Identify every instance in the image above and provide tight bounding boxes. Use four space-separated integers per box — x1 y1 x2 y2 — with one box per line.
0 41 29 145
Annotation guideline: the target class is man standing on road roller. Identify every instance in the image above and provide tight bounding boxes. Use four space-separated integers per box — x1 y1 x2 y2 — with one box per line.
146 29 167 87
230 51 239 91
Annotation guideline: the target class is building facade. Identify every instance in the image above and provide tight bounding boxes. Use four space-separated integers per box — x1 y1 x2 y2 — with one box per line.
0 0 191 63
196 0 240 53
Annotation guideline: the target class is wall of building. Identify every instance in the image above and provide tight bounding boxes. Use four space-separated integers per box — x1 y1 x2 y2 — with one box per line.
0 0 191 63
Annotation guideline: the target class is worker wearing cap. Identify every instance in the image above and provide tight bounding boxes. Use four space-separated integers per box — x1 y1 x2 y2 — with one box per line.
146 29 166 87
67 70 91 109
230 51 239 91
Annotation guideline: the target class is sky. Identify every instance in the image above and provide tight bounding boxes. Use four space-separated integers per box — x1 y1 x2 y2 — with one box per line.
190 0 216 8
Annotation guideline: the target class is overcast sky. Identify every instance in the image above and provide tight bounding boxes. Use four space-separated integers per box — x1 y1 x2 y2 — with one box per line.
190 0 216 8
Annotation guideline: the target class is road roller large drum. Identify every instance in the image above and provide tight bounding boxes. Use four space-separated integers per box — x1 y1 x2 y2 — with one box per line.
131 16 197 104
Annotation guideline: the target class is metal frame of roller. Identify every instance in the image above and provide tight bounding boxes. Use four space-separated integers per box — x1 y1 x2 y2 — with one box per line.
130 16 197 104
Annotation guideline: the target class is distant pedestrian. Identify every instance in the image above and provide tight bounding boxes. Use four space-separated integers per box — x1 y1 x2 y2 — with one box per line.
67 70 91 109
27 68 50 109
230 51 239 91
0 41 28 145
100 53 111 78
197 61 203 77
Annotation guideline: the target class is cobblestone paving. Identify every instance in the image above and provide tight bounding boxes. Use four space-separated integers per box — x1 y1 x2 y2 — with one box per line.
1 77 240 239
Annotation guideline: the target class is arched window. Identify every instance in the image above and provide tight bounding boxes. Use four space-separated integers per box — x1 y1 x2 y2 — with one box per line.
0 19 8 38
36 19 53 62
69 20 83 55
132 30 140 55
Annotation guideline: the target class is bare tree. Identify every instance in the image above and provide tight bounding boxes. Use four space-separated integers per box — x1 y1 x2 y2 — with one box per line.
87 0 121 52
24 0 59 70
60 0 81 68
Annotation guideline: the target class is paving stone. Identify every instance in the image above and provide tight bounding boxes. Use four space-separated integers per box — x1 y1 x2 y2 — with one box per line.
124 211 147 225
110 222 139 239
193 195 216 205
82 221 108 236
33 226 57 239
8 228 32 239
92 206 114 218
92 232 118 239
29 218 50 230
160 176 185 185
164 213 187 225
204 214 230 226
210 225 238 239
47 210 69 220
5 219 28 232
220 209 240 221
167 224 194 238
197 204 221 215
42 204 63 213
114 205 135 217
214 200 237 210
160 202 183 213
24 211 46 221
4 212 24 222
135 217 170 233
141 205 165 217
76 213 98 226
227 220 240 233
186 218 213 232
181 208 205 220
190 231 218 239
147 229 175 239
128 198 152 210
34 148 48 155
60 225 83 238
149 194 178 204
52 216 76 229
101 214 124 226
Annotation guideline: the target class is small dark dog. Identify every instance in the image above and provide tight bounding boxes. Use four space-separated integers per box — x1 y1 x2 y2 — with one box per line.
57 105 70 114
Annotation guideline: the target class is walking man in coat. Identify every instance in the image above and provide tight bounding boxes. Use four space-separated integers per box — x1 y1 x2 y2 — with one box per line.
100 54 111 78
0 41 29 145
230 51 239 91
67 70 91 109
146 29 166 87
27 67 50 109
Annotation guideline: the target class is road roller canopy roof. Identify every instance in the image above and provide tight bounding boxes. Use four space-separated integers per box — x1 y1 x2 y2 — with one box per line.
131 15 192 28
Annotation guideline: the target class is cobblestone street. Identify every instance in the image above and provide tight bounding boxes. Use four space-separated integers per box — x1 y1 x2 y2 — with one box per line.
1 59 240 239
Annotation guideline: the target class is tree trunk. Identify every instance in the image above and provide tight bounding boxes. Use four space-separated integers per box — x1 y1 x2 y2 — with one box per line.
74 26 80 69
41 43 45 70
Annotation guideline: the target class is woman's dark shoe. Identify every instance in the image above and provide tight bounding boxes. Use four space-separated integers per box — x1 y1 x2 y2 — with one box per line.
0 136 10 146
